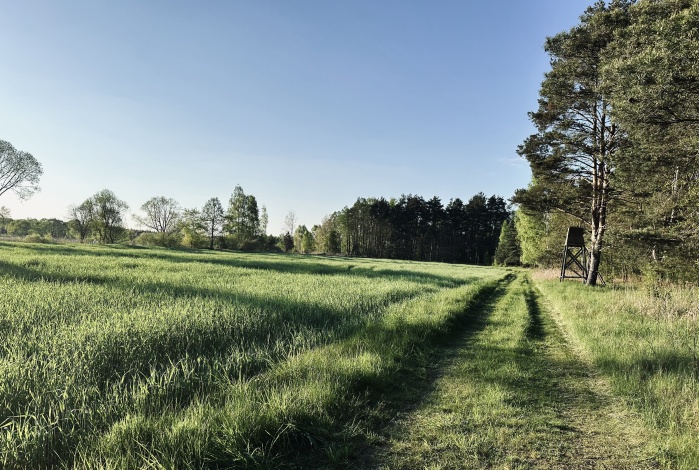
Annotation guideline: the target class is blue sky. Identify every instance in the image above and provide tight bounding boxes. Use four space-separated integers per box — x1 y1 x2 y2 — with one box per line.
1 0 592 234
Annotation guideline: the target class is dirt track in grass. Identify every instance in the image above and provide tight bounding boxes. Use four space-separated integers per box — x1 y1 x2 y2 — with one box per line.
367 274 659 469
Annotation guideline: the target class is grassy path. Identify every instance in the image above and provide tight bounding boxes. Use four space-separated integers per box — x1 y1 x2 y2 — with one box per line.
370 274 658 469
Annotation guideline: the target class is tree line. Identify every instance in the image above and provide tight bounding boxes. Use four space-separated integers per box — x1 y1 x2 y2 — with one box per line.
0 185 277 250
1 189 512 266
301 193 511 265
64 186 276 250
513 0 699 284
0 217 69 240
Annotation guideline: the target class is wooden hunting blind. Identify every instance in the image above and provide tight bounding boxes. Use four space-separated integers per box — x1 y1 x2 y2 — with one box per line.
560 227 587 282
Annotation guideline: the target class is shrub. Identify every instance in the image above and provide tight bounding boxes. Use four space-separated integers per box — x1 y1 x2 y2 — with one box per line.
134 232 182 248
23 233 53 244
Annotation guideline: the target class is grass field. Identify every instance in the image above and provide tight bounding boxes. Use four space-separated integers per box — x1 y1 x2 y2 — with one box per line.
2 241 698 468
0 241 509 468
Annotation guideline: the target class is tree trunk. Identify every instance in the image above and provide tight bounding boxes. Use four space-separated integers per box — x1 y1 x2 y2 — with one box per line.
587 156 609 285
586 110 612 286
587 188 603 286
587 240 602 286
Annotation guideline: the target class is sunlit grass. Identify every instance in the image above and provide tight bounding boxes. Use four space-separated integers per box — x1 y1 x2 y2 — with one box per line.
536 279 699 469
0 241 508 467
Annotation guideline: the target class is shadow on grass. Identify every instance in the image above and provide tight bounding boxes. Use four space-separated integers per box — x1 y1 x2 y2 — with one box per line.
0 256 433 383
478 280 597 426
0 243 491 408
523 277 546 341
346 274 516 468
0 252 485 436
598 352 698 380
0 262 471 467
0 242 477 289
0 258 483 339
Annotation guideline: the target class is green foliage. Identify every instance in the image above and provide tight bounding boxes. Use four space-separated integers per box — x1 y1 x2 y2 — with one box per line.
179 207 208 249
135 196 181 234
493 219 520 266
514 209 577 268
330 193 509 264
180 230 208 249
603 0 699 145
0 208 9 235
198 199 222 248
6 218 31 237
219 186 269 253
294 224 315 253
514 210 546 266
67 201 93 242
517 0 699 282
601 0 699 277
259 205 269 235
224 185 260 246
263 234 281 251
218 233 265 251
133 231 182 248
312 215 342 254
80 189 129 244
3 218 69 239
23 233 53 244
41 218 67 238
281 231 294 252
0 139 43 200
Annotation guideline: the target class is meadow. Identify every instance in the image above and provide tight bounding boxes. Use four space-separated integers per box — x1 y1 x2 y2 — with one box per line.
3 240 699 469
0 241 509 468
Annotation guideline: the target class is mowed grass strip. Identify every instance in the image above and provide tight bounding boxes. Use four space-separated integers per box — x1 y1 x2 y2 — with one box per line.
377 274 657 469
536 278 699 469
0 241 508 468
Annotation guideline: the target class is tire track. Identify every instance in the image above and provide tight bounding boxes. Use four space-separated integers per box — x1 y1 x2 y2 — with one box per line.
370 274 658 469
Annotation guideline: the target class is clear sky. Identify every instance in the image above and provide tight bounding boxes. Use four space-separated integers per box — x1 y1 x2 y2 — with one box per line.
1 0 593 234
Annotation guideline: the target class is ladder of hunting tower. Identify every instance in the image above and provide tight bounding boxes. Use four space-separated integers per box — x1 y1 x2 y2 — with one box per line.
560 227 587 283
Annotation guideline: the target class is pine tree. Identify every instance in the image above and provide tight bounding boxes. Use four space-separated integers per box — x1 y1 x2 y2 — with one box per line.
513 1 634 285
494 219 521 266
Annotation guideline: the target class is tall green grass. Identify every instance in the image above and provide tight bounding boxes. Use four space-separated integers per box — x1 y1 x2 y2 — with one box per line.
0 241 508 467
536 279 699 468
